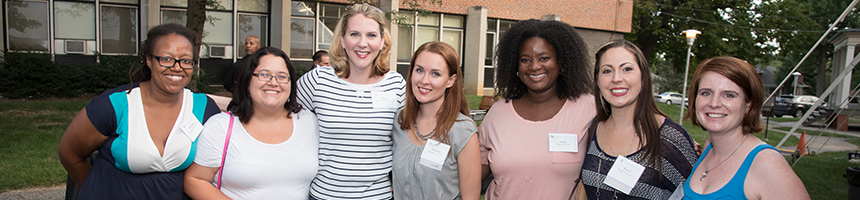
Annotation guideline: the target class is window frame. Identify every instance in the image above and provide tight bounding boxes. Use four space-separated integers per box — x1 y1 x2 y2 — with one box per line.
6 0 52 53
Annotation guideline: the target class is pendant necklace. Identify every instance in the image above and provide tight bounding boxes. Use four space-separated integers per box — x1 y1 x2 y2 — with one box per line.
700 133 749 181
413 121 436 140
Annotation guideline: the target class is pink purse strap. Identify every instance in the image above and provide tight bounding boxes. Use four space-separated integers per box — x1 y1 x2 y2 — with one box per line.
216 112 234 189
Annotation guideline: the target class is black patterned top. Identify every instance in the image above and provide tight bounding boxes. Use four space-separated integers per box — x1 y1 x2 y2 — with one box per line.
581 117 698 200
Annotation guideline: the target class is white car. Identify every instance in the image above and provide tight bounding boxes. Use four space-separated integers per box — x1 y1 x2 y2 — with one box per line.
655 92 685 105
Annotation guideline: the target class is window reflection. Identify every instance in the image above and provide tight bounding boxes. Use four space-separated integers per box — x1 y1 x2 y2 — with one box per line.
101 6 137 54
55 2 96 40
238 0 267 12
161 9 186 26
203 11 232 45
290 18 314 58
7 1 49 51
238 14 267 57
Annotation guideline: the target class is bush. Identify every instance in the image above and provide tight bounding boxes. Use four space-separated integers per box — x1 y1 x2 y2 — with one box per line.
0 52 139 99
0 52 81 99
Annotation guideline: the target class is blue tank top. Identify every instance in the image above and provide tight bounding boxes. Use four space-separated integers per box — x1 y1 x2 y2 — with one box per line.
682 143 777 200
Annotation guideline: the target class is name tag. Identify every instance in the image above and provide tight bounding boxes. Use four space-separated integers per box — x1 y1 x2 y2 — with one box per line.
603 156 645 195
180 117 204 141
669 182 685 200
419 139 450 171
371 91 398 109
548 133 578 152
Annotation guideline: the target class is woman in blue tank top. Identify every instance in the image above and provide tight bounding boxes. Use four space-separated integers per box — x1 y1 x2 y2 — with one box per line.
680 56 809 199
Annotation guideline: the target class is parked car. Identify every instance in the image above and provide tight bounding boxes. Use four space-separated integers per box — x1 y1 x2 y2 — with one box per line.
774 95 827 117
655 92 686 105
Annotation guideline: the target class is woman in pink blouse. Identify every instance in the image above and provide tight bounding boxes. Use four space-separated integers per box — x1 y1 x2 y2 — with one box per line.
478 19 595 199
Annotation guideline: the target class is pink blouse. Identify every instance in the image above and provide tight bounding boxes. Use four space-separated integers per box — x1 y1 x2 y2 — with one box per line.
479 94 596 200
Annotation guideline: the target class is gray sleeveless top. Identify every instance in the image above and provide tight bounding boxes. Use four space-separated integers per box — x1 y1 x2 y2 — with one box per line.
392 112 478 200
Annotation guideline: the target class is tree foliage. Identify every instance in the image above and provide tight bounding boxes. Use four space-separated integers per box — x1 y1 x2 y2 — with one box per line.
629 0 860 96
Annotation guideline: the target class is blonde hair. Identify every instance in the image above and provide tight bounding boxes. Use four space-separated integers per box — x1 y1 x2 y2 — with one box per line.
329 3 392 78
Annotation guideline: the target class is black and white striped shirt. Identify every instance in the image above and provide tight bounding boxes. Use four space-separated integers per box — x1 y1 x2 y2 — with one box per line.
297 66 405 200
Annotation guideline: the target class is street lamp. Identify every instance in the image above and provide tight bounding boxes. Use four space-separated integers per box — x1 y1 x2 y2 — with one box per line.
679 29 701 122
792 72 802 95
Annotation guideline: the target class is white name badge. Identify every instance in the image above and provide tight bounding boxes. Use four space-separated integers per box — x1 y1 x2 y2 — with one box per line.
371 91 398 109
668 182 685 200
603 155 645 195
180 117 204 141
419 139 451 171
548 133 578 152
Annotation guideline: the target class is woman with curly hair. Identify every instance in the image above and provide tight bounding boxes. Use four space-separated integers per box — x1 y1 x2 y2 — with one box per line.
478 19 595 199
581 39 698 199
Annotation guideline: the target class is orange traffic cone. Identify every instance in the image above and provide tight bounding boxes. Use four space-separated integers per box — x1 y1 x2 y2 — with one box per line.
796 131 807 156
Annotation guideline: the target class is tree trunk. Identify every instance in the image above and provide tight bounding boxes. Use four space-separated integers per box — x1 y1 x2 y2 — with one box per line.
186 0 206 91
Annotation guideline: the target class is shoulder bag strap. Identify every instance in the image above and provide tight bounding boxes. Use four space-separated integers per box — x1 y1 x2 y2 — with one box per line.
216 112 234 189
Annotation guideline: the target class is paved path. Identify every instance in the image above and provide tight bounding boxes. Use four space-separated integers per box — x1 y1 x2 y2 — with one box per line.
0 185 64 200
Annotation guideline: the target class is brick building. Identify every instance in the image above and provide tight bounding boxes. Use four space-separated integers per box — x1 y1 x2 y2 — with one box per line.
2 0 632 95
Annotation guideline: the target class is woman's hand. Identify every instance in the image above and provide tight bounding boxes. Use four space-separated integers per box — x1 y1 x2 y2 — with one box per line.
57 108 108 186
184 163 232 200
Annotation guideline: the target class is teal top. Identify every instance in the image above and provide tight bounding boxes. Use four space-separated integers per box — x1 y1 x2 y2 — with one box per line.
682 143 776 200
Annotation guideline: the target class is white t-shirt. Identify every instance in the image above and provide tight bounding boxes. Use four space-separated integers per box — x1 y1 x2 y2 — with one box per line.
194 110 320 200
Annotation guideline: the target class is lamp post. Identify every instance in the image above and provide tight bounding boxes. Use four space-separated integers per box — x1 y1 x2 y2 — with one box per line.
792 72 802 95
679 29 701 122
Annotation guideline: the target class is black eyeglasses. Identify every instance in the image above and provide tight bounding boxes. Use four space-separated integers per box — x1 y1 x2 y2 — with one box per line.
252 73 290 84
152 55 196 69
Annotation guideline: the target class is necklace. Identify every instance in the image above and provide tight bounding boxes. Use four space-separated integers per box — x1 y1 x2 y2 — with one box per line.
596 117 638 199
413 121 436 140
700 133 749 181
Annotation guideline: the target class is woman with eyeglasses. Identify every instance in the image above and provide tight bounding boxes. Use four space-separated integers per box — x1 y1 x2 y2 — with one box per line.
57 24 221 199
183 47 319 199
296 3 405 199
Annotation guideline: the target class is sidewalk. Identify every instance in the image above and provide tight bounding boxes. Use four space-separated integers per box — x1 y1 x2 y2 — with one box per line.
0 185 64 200
762 117 860 153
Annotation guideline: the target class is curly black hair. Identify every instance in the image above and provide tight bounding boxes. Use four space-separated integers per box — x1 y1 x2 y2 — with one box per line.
494 19 591 101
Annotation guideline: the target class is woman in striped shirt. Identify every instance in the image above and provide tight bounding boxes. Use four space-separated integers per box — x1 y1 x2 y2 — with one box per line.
296 3 405 200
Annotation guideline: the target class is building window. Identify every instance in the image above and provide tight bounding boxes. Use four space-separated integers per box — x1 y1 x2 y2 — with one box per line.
101 0 138 4
318 3 345 51
238 14 268 57
398 12 464 64
396 11 414 62
160 0 187 8
161 9 186 25
7 0 50 51
238 0 267 13
290 1 315 59
203 11 233 45
101 5 137 54
484 18 517 89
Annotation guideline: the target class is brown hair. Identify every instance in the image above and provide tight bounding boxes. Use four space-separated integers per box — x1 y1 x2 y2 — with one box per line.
398 41 470 145
685 56 764 134
592 39 667 168
328 3 392 79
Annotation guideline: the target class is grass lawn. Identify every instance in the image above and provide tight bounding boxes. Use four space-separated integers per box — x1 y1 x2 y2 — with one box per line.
0 99 87 192
655 103 801 147
791 151 858 199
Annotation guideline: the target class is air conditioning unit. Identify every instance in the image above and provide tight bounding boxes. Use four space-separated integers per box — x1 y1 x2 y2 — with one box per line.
209 45 227 58
65 40 86 54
